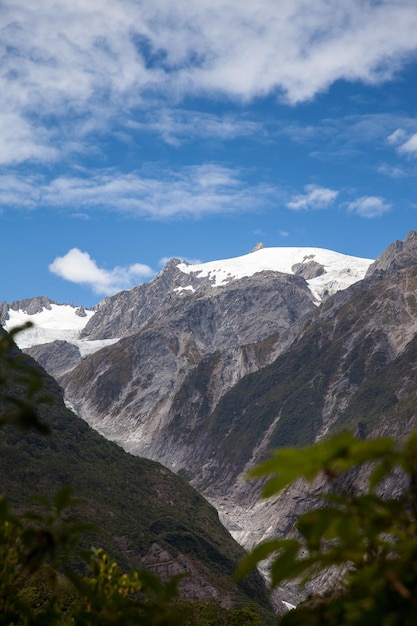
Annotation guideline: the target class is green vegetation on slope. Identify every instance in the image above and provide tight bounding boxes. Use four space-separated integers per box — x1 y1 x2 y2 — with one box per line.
0 328 274 624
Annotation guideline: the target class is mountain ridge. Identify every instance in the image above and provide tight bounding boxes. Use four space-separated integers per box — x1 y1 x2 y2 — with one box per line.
2 245 373 345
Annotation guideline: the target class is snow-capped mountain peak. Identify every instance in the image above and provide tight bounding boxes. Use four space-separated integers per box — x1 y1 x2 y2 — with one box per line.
177 246 373 302
2 246 373 355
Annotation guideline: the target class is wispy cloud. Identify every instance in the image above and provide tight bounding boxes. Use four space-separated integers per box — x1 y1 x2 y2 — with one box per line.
387 128 417 157
277 113 417 165
0 165 276 218
287 185 392 218
49 248 155 295
398 134 417 156
347 196 391 218
3 1 417 165
377 163 406 179
0 113 59 165
387 128 407 145
287 185 339 211
127 109 261 146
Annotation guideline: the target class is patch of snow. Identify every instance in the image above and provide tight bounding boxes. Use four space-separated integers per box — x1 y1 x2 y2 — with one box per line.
174 285 195 294
2 304 119 356
76 338 120 357
4 304 93 334
177 247 373 302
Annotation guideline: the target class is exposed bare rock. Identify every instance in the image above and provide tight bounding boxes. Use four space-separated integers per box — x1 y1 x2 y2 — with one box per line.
58 237 417 569
26 340 82 378
80 258 204 340
61 271 316 459
292 259 326 280
75 305 87 317
0 343 276 617
366 229 417 277
141 542 233 606
9 296 56 315
250 242 265 252
80 246 371 341
0 301 8 325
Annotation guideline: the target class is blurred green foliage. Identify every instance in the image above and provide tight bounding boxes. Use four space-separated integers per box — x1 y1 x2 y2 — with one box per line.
237 431 417 625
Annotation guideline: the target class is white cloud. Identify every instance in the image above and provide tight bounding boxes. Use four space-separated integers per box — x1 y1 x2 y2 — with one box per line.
386 128 417 158
387 128 407 145
0 173 43 208
49 248 154 295
287 185 339 211
2 1 417 164
156 0 417 103
398 133 417 156
0 113 59 165
377 163 406 179
347 196 391 218
0 165 276 218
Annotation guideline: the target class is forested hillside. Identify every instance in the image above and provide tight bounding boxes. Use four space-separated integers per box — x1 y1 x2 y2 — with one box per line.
0 328 276 623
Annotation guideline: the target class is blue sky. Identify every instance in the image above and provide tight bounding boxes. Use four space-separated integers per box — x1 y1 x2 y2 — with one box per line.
2 0 417 308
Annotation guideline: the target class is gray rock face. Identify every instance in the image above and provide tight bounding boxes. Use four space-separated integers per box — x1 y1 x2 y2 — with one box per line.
291 259 325 280
366 229 417 277
9 296 56 315
80 258 211 340
80 246 354 341
141 542 238 608
250 242 265 252
62 271 316 461
0 302 8 325
0 296 59 326
192 261 417 554
61 233 417 569
26 340 82 378
75 305 87 317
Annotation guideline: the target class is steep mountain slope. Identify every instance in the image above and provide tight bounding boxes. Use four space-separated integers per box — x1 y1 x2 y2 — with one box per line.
55 246 370 455
2 246 372 342
182 232 417 547
0 332 274 617
61 270 316 455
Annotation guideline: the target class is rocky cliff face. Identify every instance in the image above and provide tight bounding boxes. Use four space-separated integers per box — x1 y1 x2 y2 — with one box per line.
26 340 82 378
0 296 57 324
61 270 316 457
194 259 417 550
366 230 417 277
